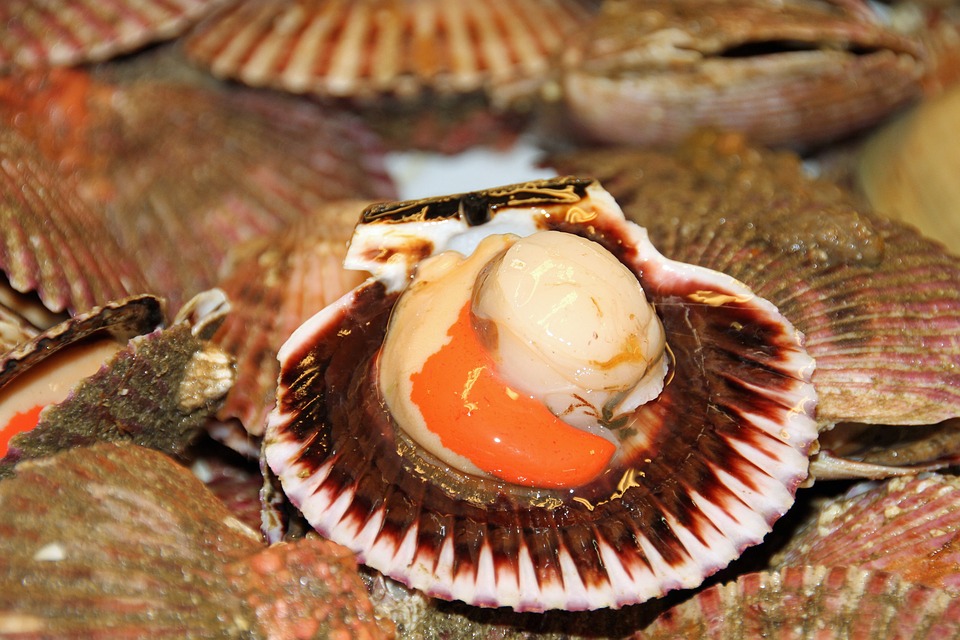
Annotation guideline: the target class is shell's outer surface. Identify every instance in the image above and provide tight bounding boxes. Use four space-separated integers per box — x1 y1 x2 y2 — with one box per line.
265 177 817 611
0 67 396 312
558 0 925 148
0 110 152 317
0 292 232 476
547 132 960 428
0 0 226 73
185 0 592 102
773 473 960 593
0 442 394 639
859 83 960 256
213 201 372 438
633 565 960 639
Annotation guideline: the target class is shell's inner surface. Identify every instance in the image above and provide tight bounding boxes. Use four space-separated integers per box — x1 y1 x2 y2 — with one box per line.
379 230 665 488
266 177 818 611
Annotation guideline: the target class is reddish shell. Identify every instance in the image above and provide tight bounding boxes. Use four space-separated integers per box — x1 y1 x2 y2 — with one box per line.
547 133 960 429
213 201 373 436
0 0 226 72
774 473 960 593
185 0 592 102
635 565 960 639
0 442 394 639
558 0 926 149
266 178 817 611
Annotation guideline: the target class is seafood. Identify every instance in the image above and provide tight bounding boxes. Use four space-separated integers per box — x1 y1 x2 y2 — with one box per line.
266 177 818 611
555 0 926 148
0 0 225 72
0 442 394 639
0 291 232 476
213 200 374 437
0 67 395 312
634 565 960 638
773 473 960 593
547 132 960 478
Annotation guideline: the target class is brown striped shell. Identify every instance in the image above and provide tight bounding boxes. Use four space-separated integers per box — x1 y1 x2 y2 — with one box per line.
0 442 394 639
546 133 960 431
213 200 373 437
557 0 926 149
0 0 226 72
265 177 817 611
634 565 960 639
185 0 593 104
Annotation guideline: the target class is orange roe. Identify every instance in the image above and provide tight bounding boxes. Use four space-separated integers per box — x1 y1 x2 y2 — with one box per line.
0 404 43 457
410 303 615 488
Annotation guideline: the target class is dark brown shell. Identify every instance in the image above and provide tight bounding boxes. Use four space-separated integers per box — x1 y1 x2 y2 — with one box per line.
557 0 926 149
213 201 372 437
634 565 960 639
266 178 817 611
546 133 960 428
0 442 394 639
185 0 592 102
0 0 226 72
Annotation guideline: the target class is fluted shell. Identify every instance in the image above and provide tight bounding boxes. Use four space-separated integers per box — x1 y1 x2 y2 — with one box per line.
773 473 960 593
185 0 592 103
0 67 396 312
0 118 151 318
557 0 925 148
266 177 818 611
859 83 960 255
0 291 233 475
547 133 960 429
0 442 394 639
213 201 372 438
0 0 226 72
635 565 960 639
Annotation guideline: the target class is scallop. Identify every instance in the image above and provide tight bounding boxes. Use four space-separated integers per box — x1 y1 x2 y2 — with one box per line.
265 177 817 611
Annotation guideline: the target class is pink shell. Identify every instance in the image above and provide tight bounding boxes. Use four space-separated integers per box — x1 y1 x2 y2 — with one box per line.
0 0 226 71
185 0 592 100
265 178 818 611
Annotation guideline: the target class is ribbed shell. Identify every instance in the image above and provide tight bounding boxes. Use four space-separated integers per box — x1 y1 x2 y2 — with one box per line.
213 201 372 436
0 442 394 639
546 133 960 427
185 0 592 101
0 123 151 316
266 178 817 611
0 0 226 72
773 474 960 593
558 0 925 148
1 68 396 312
635 565 960 639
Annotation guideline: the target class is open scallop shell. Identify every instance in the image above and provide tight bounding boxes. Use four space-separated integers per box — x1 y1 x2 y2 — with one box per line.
213 200 373 437
265 177 817 611
635 565 960 639
547 133 960 429
185 0 592 102
0 0 226 72
0 442 394 639
557 0 925 149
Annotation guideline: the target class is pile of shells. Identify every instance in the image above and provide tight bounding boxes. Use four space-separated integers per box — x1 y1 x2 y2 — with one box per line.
1 0 960 638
